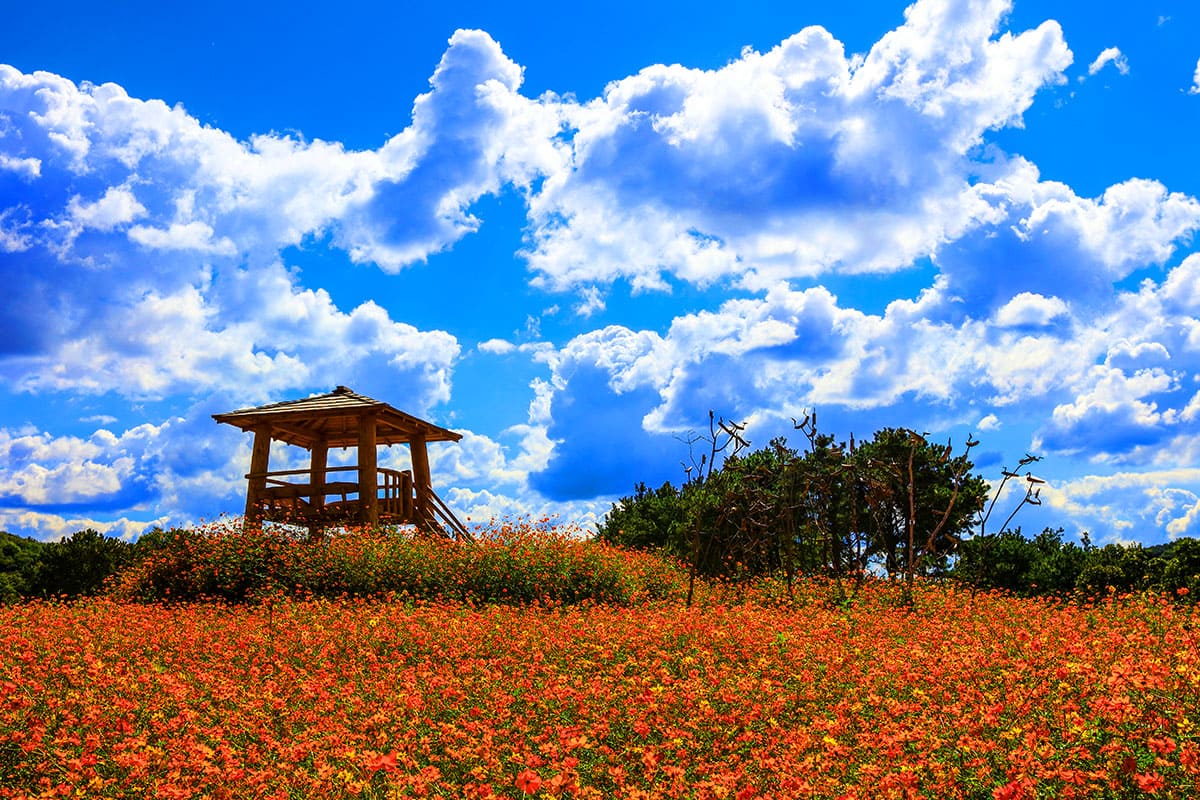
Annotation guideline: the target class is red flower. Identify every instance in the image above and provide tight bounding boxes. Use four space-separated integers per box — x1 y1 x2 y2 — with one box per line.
366 751 399 771
515 768 542 794
993 778 1034 800
1134 772 1165 793
1148 736 1177 756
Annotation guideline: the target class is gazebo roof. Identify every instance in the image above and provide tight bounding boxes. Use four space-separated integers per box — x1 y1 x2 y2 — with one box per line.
212 386 462 450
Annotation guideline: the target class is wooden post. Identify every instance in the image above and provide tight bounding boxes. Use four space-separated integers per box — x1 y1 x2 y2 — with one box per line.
410 433 431 527
308 435 328 538
358 413 378 526
244 424 272 531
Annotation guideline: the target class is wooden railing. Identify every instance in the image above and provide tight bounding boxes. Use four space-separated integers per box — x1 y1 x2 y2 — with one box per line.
250 465 413 525
375 468 414 520
248 467 469 540
418 485 472 542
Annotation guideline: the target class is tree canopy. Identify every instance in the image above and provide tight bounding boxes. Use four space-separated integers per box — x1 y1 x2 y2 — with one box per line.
598 416 1200 603
598 421 990 592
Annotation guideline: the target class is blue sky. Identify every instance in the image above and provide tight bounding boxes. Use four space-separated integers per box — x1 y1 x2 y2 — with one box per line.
2 0 1199 544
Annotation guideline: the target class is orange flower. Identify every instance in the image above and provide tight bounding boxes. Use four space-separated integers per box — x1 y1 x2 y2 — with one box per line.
6 554 1200 800
545 772 571 795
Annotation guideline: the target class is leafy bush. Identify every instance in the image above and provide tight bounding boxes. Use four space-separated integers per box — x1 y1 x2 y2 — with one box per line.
22 529 133 598
111 518 688 605
1075 543 1151 597
953 528 1087 595
597 482 687 558
1155 538 1200 599
0 532 45 602
953 529 1200 600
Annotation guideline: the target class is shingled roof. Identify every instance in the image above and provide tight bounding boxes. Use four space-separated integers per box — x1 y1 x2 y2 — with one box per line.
212 386 461 450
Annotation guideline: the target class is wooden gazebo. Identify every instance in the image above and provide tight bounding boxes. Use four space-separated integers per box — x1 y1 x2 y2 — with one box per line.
214 386 469 539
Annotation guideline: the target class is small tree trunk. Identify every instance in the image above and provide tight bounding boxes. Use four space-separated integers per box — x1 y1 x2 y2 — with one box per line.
904 443 917 606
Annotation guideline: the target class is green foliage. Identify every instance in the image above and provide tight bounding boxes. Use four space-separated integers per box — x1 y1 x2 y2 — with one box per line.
595 482 687 557
22 529 134 598
599 422 990 588
682 440 799 578
0 531 44 573
846 427 990 578
599 439 803 580
1155 538 1200 598
953 528 1086 595
1075 543 1154 597
953 529 1200 599
111 520 688 605
0 531 46 602
952 530 1036 593
600 411 1200 604
1024 528 1090 594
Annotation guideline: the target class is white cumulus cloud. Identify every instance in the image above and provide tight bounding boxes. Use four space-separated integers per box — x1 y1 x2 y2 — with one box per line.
3 0 1200 546
1086 46 1129 76
0 57 479 405
993 292 1070 328
1044 470 1200 542
523 0 1072 292
478 338 517 355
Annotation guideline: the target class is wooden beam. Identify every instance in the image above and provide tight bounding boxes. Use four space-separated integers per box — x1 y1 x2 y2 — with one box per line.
244 424 273 531
269 420 322 444
410 433 431 527
308 435 329 539
358 413 378 526
310 436 328 509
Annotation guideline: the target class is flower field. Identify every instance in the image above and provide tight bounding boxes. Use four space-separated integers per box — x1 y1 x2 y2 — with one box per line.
3 570 1199 800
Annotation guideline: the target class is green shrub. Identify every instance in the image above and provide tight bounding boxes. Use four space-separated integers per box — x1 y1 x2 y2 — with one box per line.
1075 543 1151 597
954 530 1200 600
953 528 1088 596
1153 538 1200 601
0 532 45 602
112 518 688 605
23 529 133 598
